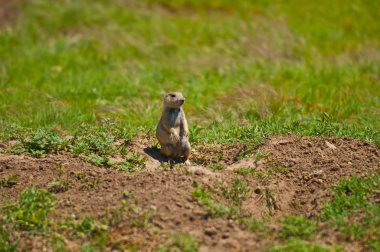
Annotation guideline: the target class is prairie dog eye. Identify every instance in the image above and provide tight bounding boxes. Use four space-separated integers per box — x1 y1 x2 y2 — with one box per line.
170 94 176 98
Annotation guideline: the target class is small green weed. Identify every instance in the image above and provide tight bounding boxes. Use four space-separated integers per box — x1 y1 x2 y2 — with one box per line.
129 206 155 228
17 129 68 156
2 187 54 232
0 124 29 141
239 218 269 235
234 168 271 181
272 165 288 174
234 168 255 176
280 216 318 239
51 234 67 252
221 178 251 206
189 125 203 143
192 178 251 218
157 233 199 252
70 170 98 190
52 163 67 177
191 188 230 218
70 131 116 156
80 243 98 252
209 162 226 171
76 216 108 238
0 174 20 188
122 190 130 199
75 216 108 249
182 167 193 175
254 150 269 162
322 175 380 220
160 161 171 171
0 222 18 252
108 201 155 228
269 239 330 252
368 239 380 252
72 171 86 180
321 175 380 250
111 243 140 252
47 180 70 193
87 154 113 167
4 123 145 170
116 153 146 172
81 180 98 190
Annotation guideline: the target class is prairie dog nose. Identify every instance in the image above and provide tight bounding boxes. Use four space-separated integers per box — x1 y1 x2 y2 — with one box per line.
179 99 185 103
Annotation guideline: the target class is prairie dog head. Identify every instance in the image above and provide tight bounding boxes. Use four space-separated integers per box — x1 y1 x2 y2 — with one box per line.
163 92 185 109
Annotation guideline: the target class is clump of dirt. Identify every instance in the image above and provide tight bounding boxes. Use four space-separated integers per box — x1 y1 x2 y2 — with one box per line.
1 135 379 251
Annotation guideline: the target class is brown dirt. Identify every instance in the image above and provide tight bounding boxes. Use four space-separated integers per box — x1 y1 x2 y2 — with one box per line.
0 0 20 27
262 136 380 217
1 136 379 251
191 142 247 166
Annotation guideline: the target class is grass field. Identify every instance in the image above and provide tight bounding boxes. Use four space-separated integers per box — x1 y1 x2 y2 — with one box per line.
1 0 380 251
1 0 379 144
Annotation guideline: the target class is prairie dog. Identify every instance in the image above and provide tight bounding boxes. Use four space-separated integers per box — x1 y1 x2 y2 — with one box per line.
156 92 191 161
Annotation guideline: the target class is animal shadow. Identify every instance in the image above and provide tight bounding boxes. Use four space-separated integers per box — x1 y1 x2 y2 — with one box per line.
143 147 167 162
143 147 186 165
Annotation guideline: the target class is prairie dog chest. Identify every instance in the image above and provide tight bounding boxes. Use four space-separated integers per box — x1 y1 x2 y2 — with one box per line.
166 108 183 128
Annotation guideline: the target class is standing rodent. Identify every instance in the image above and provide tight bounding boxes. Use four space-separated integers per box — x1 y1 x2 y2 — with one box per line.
156 92 191 162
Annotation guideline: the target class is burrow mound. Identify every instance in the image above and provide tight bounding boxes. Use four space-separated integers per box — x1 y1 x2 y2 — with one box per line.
0 136 379 251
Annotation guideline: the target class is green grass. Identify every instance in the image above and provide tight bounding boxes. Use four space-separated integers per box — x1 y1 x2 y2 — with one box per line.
0 187 158 251
321 175 380 250
156 233 199 252
1 187 54 232
191 188 230 217
220 178 251 206
0 0 379 145
248 175 379 251
322 175 380 220
0 174 20 188
234 167 255 176
75 216 108 241
4 123 146 170
108 199 155 228
0 222 18 252
280 216 318 239
0 1 379 251
47 180 70 193
192 177 252 218
239 218 269 235
269 239 331 252
196 175 379 251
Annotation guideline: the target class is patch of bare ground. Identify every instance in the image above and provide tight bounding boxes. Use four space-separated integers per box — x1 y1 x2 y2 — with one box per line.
191 142 247 166
261 136 380 217
1 136 379 251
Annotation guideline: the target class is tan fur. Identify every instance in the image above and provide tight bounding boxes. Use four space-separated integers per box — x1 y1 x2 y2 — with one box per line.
156 92 191 161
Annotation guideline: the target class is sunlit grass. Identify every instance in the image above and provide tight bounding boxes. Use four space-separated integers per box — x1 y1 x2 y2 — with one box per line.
0 0 379 144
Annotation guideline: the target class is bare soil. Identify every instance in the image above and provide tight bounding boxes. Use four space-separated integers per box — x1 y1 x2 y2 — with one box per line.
1 136 379 251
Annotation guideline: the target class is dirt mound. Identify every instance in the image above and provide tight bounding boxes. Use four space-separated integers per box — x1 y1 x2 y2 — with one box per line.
1 136 379 251
262 136 380 217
